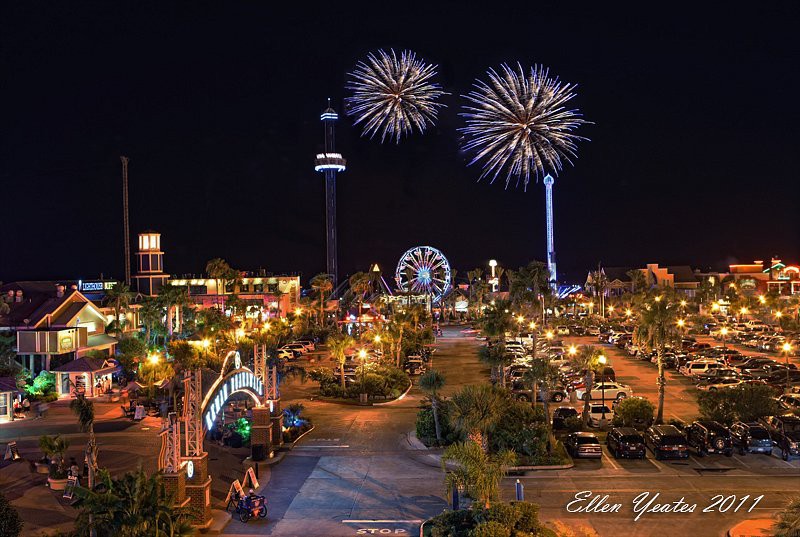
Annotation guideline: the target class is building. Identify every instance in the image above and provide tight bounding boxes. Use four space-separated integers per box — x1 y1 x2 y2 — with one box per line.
167 274 300 320
0 377 22 422
133 231 169 296
51 356 120 399
0 282 120 374
585 264 700 297
728 258 800 296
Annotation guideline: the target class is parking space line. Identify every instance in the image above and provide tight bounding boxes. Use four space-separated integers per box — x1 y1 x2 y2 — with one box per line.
689 456 705 469
602 450 621 470
732 454 752 468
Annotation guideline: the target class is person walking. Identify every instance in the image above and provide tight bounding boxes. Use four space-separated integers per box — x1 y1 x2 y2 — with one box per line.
22 397 31 416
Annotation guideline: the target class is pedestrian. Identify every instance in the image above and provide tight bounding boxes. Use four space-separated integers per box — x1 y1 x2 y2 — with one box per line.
22 397 31 416
159 399 169 418
12 399 21 420
69 457 80 477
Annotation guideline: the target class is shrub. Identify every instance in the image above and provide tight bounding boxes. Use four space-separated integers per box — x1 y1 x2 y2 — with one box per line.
490 401 548 458
430 509 475 537
484 503 520 528
416 402 460 447
512 502 541 533
470 521 510 537
0 492 23 537
698 384 778 426
612 397 654 429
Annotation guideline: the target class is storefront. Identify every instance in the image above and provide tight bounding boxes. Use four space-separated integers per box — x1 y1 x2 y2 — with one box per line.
52 357 120 398
0 377 21 422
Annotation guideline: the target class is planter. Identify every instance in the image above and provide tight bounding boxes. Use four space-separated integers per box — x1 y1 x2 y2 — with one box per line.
47 476 68 490
35 462 50 474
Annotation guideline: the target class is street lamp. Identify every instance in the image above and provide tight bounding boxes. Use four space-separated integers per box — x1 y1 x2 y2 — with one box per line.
568 345 578 357
545 330 554 341
720 327 729 349
677 319 686 352
783 342 793 391
607 305 614 315
148 352 160 399
295 307 303 317
528 321 537 331
758 295 766 305
739 307 748 321
625 308 633 318
598 354 607 422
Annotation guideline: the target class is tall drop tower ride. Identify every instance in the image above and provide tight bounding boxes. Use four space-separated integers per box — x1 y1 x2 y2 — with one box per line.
543 174 557 291
314 100 346 290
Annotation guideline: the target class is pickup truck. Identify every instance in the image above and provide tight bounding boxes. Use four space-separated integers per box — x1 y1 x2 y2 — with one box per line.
761 415 800 461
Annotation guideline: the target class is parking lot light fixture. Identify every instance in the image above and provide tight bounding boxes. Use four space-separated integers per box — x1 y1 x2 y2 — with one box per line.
607 305 614 314
597 355 607 421
625 308 633 318
545 330 554 340
677 319 685 328
517 315 525 324
654 296 662 302
529 321 537 330
568 345 577 356
783 343 793 390
711 302 721 312
295 307 303 317
758 295 766 305
720 327 729 349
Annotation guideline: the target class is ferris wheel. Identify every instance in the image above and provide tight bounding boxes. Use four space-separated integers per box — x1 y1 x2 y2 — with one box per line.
395 246 451 302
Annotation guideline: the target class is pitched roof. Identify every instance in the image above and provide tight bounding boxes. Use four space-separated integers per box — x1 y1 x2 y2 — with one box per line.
666 266 698 283
603 267 636 283
0 377 20 393
52 356 116 373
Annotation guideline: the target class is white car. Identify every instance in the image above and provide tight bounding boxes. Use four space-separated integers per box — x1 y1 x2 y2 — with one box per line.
696 378 744 391
556 326 570 336
584 404 614 428
586 327 601 336
575 382 633 401
295 340 316 351
276 348 296 361
679 360 725 377
283 343 307 354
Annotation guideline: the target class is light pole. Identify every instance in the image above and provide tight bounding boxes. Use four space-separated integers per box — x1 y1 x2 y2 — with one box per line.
358 348 368 403
148 352 160 400
598 354 607 423
677 319 686 353
720 327 728 349
783 343 793 392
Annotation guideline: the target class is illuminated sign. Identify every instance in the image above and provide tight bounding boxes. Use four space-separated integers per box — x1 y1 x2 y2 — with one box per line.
186 460 194 479
59 336 73 351
203 371 264 431
81 282 103 291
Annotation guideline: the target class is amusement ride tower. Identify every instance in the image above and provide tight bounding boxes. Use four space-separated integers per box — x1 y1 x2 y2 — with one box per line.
543 174 557 291
314 100 346 290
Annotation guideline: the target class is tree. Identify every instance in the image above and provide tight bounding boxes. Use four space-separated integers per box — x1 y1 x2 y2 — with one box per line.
509 261 551 318
480 300 514 340
613 397 655 429
70 396 98 492
205 258 233 308
138 297 163 346
441 441 516 509
418 370 446 442
627 269 647 295
478 344 511 388
449 384 507 451
310 273 334 327
0 491 23 537
773 497 800 537
697 384 779 425
39 434 69 478
104 282 133 337
635 293 679 424
569 346 604 426
158 284 190 339
75 468 194 537
348 272 372 319
328 335 355 389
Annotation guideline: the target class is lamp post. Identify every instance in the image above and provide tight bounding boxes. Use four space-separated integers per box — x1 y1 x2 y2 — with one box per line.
783 343 793 392
358 348 369 404
148 352 160 400
720 327 728 349
677 319 686 352
598 354 607 423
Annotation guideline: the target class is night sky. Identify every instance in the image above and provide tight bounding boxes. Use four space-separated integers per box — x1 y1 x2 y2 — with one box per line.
2 2 798 286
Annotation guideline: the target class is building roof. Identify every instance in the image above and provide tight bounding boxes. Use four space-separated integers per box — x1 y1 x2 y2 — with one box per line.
603 267 635 283
52 356 117 373
0 377 20 393
666 266 698 283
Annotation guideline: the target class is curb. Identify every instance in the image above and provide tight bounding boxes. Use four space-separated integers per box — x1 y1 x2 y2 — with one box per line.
284 424 316 448
373 382 414 406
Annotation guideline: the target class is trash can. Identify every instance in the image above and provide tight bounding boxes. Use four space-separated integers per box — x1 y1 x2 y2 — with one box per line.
359 393 369 404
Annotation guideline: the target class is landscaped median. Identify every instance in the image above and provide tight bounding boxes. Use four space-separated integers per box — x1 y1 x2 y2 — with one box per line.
308 365 413 406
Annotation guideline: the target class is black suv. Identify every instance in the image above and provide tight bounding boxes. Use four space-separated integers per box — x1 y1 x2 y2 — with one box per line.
645 425 689 460
729 422 773 455
607 427 646 459
552 406 579 430
686 421 733 457
761 415 800 461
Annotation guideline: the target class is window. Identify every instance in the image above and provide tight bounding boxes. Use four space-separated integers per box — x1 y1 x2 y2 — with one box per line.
0 393 7 417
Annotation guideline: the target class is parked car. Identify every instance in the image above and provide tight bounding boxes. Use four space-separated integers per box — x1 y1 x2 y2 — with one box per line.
729 422 773 455
680 360 725 377
564 432 603 459
283 343 308 355
686 421 733 456
777 394 800 412
276 348 296 361
696 378 744 391
761 415 800 461
295 339 316 352
584 404 613 428
645 425 690 460
404 358 426 375
575 382 633 401
552 406 579 430
556 326 570 336
606 427 646 459
511 382 567 403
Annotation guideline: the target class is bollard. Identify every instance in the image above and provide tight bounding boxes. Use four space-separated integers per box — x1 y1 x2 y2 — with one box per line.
452 487 459 510
515 479 524 501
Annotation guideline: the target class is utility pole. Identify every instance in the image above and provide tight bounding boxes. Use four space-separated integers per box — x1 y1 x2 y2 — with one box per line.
121 156 131 285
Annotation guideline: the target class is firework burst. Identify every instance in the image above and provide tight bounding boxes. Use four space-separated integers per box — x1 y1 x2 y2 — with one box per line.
346 49 446 143
460 63 588 189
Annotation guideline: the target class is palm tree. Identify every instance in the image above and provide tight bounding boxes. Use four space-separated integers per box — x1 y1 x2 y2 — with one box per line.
478 344 510 387
449 384 507 452
509 261 550 320
773 497 800 537
387 312 413 367
441 441 516 509
138 297 162 346
627 269 647 295
328 335 355 389
70 395 98 491
569 345 604 426
158 284 190 340
104 282 133 337
310 273 333 327
205 258 232 308
75 468 194 537
348 272 372 321
636 293 679 424
418 370 446 442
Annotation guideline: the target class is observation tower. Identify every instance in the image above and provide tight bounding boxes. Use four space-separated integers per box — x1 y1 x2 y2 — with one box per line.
544 174 557 291
314 100 346 291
